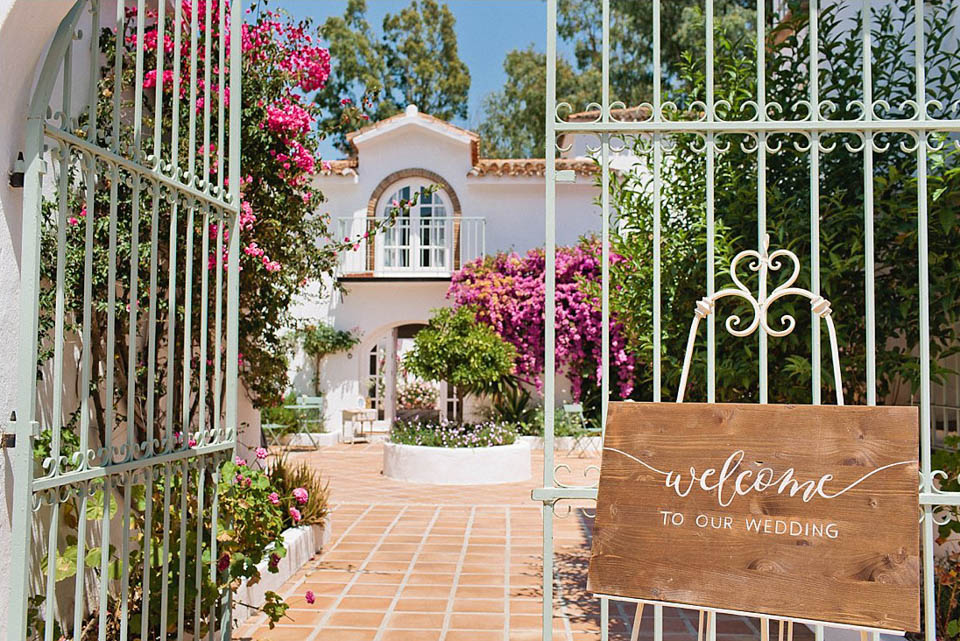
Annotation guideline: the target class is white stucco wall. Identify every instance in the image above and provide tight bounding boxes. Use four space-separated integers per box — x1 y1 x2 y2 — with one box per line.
0 0 79 636
289 110 608 429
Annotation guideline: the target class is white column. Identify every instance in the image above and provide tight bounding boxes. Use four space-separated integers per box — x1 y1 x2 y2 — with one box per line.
384 327 399 427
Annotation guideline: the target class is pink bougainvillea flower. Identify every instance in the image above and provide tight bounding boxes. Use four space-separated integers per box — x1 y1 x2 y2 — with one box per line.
255 447 268 460
188 438 197 447
305 590 316 604
268 492 280 505
234 456 247 466
292 487 308 504
448 238 636 400
289 507 302 523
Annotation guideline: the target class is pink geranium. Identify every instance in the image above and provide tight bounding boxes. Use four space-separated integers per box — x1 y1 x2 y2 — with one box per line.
292 487 308 504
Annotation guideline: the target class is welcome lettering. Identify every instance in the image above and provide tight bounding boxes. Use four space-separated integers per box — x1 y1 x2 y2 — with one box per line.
607 447 913 507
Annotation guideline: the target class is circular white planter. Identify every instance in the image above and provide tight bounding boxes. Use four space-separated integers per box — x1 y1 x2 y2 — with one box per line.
383 440 531 485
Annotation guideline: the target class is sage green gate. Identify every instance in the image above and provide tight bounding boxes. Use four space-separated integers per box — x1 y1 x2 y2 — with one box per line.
536 1 960 641
9 1 242 639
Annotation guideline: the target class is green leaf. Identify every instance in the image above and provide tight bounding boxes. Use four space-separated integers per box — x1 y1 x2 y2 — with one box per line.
86 490 118 521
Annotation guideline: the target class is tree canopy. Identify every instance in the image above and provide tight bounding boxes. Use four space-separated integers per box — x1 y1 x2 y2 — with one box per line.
316 0 470 153
478 0 753 158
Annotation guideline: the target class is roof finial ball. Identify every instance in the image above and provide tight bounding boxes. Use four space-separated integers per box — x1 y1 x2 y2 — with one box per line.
405 104 419 117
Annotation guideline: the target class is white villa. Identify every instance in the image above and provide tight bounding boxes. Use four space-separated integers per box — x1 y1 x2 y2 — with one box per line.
289 104 638 434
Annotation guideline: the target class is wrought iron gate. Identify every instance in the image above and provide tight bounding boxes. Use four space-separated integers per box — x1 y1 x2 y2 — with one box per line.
537 1 960 640
9 1 242 639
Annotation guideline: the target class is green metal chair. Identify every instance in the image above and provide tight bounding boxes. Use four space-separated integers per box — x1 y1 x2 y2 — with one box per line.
566 403 602 457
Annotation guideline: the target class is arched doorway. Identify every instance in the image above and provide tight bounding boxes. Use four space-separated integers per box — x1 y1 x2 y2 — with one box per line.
364 322 459 426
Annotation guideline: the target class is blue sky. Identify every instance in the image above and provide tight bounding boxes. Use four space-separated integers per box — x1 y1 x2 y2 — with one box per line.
278 0 553 156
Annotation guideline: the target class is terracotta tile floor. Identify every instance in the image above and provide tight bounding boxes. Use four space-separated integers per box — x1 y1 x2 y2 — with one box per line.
234 442 811 641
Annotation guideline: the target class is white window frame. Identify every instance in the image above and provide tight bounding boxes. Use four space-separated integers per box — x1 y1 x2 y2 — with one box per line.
376 179 452 275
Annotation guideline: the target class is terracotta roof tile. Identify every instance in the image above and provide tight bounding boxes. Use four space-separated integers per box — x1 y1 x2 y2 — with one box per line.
319 158 358 176
467 158 598 178
564 104 652 122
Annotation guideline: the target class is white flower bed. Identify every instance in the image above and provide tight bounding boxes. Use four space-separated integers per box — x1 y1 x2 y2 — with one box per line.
382 440 531 485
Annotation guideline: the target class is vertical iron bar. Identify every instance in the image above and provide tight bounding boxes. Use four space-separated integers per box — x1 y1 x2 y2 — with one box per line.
159 463 173 635
915 1 935 638
152 0 165 167
147 179 161 453
43 498 59 641
600 0 610 432
198 203 210 441
177 460 190 641
126 173 140 460
97 478 113 641
182 199 195 442
118 474 133 641
543 3 557 640
202 0 212 190
706 0 716 403
72 488 90 641
113 0 124 154
652 0 662 402
106 163 120 463
193 459 207 638
188 0 198 185
862 0 876 406
133 0 145 161
809 0 822 405
756 0 768 404
172 0 182 178
141 470 154 641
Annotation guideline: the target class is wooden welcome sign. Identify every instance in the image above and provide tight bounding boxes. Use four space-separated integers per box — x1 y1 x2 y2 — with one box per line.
587 402 920 632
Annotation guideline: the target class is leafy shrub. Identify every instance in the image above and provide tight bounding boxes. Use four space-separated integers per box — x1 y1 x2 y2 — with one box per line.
935 550 960 641
404 306 517 420
27 456 313 639
297 323 360 360
391 419 517 448
265 452 330 529
513 406 587 437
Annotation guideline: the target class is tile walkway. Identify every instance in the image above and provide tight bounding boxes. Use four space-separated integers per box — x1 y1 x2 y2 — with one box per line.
234 442 812 641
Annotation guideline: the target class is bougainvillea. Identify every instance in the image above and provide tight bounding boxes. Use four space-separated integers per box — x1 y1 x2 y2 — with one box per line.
39 2 407 415
447 237 636 404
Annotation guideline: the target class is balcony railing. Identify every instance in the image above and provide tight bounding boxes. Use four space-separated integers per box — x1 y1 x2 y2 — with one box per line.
335 216 485 277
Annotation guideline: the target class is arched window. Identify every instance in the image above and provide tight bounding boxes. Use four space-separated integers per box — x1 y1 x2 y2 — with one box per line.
378 181 451 273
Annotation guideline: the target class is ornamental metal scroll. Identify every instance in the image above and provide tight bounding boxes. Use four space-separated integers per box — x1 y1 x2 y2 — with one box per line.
675 234 845 405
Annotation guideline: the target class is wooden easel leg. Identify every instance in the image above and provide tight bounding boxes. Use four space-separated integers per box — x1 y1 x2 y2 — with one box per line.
630 603 645 641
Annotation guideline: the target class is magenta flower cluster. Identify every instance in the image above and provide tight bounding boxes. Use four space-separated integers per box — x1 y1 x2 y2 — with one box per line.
448 238 636 399
130 3 332 277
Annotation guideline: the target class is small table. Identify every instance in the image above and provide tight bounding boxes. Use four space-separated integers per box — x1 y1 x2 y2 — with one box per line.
342 408 378 444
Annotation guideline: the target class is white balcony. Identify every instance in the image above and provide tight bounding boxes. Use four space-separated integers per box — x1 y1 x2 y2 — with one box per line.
335 216 485 278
